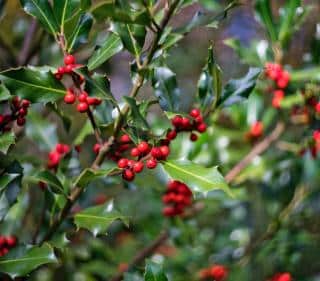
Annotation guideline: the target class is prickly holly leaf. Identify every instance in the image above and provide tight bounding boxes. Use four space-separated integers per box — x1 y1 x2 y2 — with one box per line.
74 200 129 236
0 132 15 154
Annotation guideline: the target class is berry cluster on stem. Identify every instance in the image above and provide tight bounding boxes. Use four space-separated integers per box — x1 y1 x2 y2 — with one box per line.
199 264 228 281
162 180 193 217
0 235 17 257
0 96 30 132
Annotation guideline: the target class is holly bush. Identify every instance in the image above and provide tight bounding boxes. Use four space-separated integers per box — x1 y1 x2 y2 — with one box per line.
0 0 319 280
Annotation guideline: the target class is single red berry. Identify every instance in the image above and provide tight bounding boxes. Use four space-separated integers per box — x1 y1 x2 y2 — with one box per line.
190 133 198 141
159 145 170 158
127 160 135 167
78 92 88 102
151 147 162 159
250 121 263 138
146 158 157 169
133 161 144 173
197 123 207 133
315 102 320 113
118 158 129 169
56 143 66 154
48 151 60 168
18 107 27 117
130 147 141 157
120 134 131 144
0 114 4 124
137 141 150 154
16 117 26 126
210 265 228 281
166 129 177 140
86 97 97 105
12 96 21 108
313 130 320 142
1 248 9 256
77 102 88 113
5 235 17 247
195 115 203 124
172 115 183 128
122 169 135 181
181 117 191 128
64 54 76 65
167 180 180 190
272 97 282 108
65 64 74 73
93 143 101 154
21 99 30 108
57 66 65 74
64 93 76 104
162 206 175 217
189 108 200 118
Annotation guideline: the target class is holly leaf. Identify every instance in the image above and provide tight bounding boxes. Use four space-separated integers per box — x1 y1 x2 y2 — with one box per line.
161 159 233 197
20 0 59 34
144 260 168 281
74 200 129 236
0 132 15 154
217 68 261 107
53 0 81 31
152 67 181 112
124 96 150 131
88 33 123 71
255 0 277 42
0 67 65 103
0 83 11 101
31 170 65 195
0 243 57 278
66 13 93 53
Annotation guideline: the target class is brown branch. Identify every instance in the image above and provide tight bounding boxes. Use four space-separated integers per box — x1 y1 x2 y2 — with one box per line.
110 231 170 281
224 122 285 184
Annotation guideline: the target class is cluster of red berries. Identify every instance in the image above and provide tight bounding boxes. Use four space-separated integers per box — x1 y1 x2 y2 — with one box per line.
300 129 320 158
47 143 70 169
265 63 291 109
54 54 80 80
246 121 264 140
64 88 102 113
0 97 30 132
162 180 192 217
0 235 17 257
199 264 228 281
269 272 292 281
171 108 207 142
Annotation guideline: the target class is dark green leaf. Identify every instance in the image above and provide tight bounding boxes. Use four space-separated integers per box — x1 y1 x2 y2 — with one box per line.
88 33 123 71
0 132 15 154
197 46 222 111
53 0 81 31
0 243 57 278
144 260 168 281
218 68 261 107
152 67 180 112
124 96 150 131
20 0 59 34
161 159 233 197
255 0 277 42
66 13 93 53
0 83 11 101
47 102 72 132
0 67 65 103
31 170 65 195
73 120 93 145
74 200 129 236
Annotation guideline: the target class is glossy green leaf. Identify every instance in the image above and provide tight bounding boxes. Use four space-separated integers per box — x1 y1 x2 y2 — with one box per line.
0 132 15 154
74 120 93 145
74 200 129 236
152 67 181 112
53 0 81 31
88 33 123 71
0 173 19 192
31 170 65 195
0 67 65 103
0 243 57 278
144 260 168 281
47 102 72 132
20 0 59 34
218 68 261 107
197 46 222 111
73 166 118 188
67 13 93 53
124 96 150 131
162 159 232 197
255 0 277 42
112 23 146 55
0 83 11 101
91 2 150 25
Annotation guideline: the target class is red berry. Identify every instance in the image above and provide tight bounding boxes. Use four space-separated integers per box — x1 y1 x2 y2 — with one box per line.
162 206 175 217
195 115 203 124
272 97 282 108
21 99 30 108
181 117 191 128
12 96 20 108
18 107 27 117
151 147 162 159
78 92 88 102
120 134 131 144
55 73 62 80
313 130 320 142
64 93 76 104
159 146 170 158
146 158 157 169
118 158 129 169
277 273 292 281
250 121 263 138
122 169 135 181
130 147 140 157
56 143 65 154
65 64 74 73
5 235 17 247
0 114 4 124
172 115 183 128
197 123 207 133
210 265 228 281
315 102 320 113
64 54 76 65
1 248 9 256
77 102 88 113
166 129 177 140
57 66 65 74
48 151 60 168
93 98 102 105
190 133 198 141
189 108 200 118
86 97 96 105
133 161 144 173
75 145 81 153
16 117 26 126
137 141 150 154
167 180 180 190
93 143 101 154
127 160 135 167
